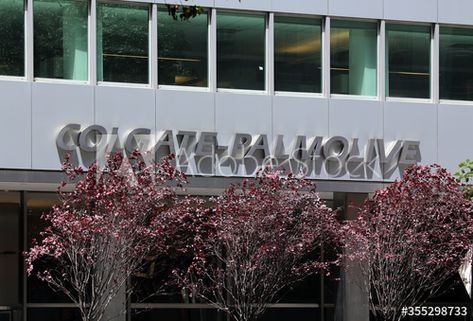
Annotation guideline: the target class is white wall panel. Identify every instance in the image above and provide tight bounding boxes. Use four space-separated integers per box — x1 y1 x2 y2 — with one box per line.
384 101 437 180
438 104 473 174
0 81 31 169
215 92 271 176
32 82 94 170
438 0 473 25
95 85 156 143
156 0 215 8
273 95 329 178
156 89 215 131
384 0 437 23
329 99 383 181
215 0 271 12
329 0 382 20
215 92 271 135
272 0 327 15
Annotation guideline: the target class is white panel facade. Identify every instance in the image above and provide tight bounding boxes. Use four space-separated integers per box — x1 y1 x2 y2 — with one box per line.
0 81 31 169
438 0 473 25
156 89 215 132
215 0 271 12
31 83 94 170
384 101 438 180
215 92 272 137
438 104 473 173
328 0 383 20
156 0 215 9
328 99 384 181
384 0 438 23
272 0 327 15
95 86 156 135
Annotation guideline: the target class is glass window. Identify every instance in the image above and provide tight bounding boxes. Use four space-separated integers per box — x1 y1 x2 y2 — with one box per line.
386 24 431 99
27 308 81 321
27 193 70 304
274 16 322 93
158 9 208 87
217 12 265 90
0 0 24 76
34 0 88 81
97 3 149 84
0 192 21 307
440 27 473 101
331 20 377 96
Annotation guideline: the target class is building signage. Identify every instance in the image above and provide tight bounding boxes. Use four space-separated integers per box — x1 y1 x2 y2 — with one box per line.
56 124 421 179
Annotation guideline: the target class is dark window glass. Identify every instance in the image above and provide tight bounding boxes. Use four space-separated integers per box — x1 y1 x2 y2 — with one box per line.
158 9 208 87
261 308 320 321
217 12 265 90
274 16 322 93
331 20 377 96
131 308 221 321
0 0 24 76
386 24 431 99
27 308 81 321
0 192 22 309
97 2 149 84
26 193 71 303
34 0 88 80
440 27 473 101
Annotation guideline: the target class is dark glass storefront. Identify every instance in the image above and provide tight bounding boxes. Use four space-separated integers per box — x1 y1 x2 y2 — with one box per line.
0 191 469 321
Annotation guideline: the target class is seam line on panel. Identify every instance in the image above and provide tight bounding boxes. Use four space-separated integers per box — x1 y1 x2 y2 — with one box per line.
436 103 439 163
30 82 33 169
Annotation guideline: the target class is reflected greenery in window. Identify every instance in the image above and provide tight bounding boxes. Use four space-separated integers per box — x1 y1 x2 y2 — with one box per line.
97 3 149 84
331 20 377 96
440 27 473 101
34 0 88 80
274 16 321 93
0 0 24 76
386 24 431 99
158 9 208 87
217 12 265 90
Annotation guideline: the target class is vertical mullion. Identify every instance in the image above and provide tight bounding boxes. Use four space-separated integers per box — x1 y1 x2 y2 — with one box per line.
379 20 386 101
151 4 158 88
323 16 331 98
432 23 439 103
25 0 33 81
266 13 274 94
89 0 97 86
209 8 217 92
21 191 27 321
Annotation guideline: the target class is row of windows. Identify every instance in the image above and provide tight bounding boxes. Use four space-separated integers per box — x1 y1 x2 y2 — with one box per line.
2 0 473 101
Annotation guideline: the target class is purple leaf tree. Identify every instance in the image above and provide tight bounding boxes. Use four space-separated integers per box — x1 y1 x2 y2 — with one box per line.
25 152 186 321
179 170 341 321
343 165 473 321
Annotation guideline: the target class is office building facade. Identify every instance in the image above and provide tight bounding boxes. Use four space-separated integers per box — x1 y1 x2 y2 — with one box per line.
0 0 472 320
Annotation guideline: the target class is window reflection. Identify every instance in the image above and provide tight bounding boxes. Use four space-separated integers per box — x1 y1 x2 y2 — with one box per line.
331 20 377 96
0 192 22 314
386 24 431 99
217 12 265 90
440 27 473 101
158 9 208 87
26 193 70 304
274 16 322 93
0 0 24 76
34 0 88 81
97 2 149 84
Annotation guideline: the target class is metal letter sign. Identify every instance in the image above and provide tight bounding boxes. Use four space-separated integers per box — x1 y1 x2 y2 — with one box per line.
56 124 421 179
